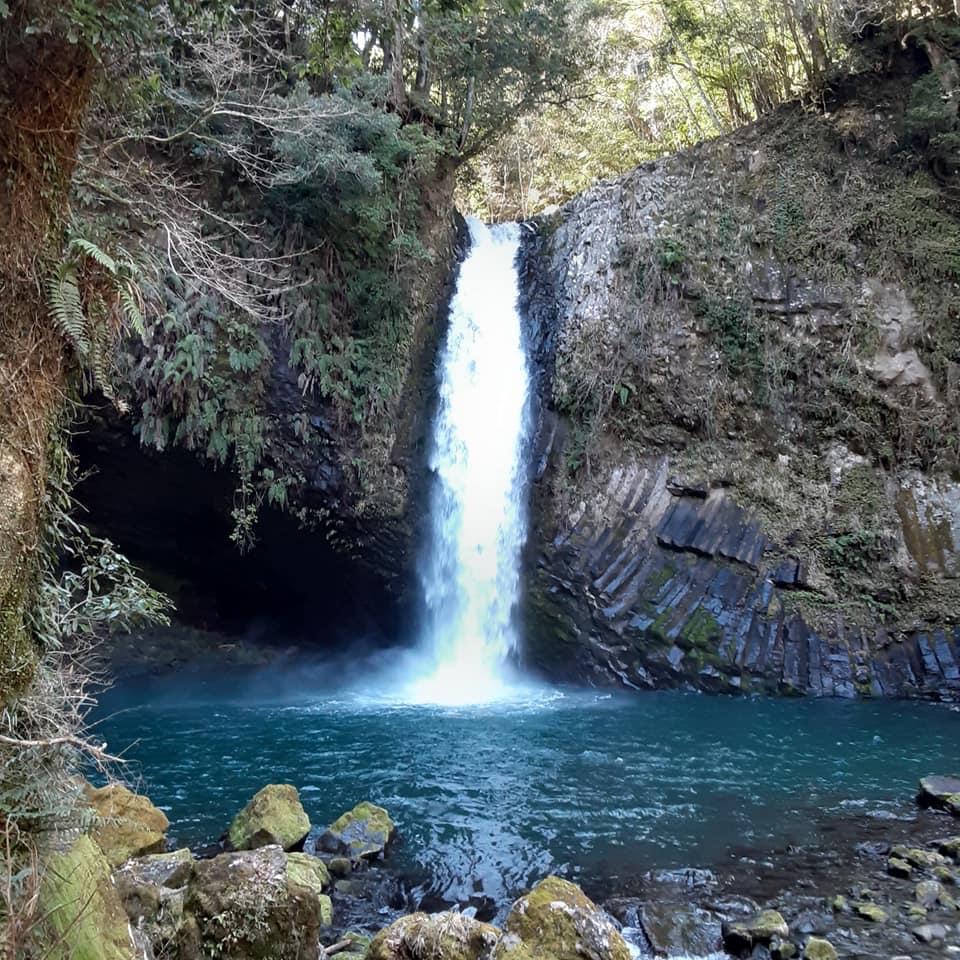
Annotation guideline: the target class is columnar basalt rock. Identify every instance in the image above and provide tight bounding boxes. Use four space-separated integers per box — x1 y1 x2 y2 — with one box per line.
519 60 960 701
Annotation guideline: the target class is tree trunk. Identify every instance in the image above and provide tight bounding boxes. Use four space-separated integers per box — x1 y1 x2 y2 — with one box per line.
381 0 407 108
0 19 96 703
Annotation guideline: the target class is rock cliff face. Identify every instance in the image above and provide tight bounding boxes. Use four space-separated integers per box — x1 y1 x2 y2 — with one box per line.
520 52 960 699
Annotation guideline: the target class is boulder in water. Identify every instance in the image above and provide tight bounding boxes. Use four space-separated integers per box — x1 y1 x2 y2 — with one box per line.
639 900 721 957
180 845 329 959
84 781 169 866
803 937 837 960
40 833 136 960
368 912 501 960
319 801 395 859
937 836 960 861
503 875 631 960
721 909 790 955
227 783 310 851
917 774 960 814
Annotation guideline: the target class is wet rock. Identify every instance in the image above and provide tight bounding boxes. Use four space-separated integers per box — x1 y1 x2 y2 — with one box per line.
802 938 837 960
853 902 887 922
320 801 395 859
40 833 135 960
938 836 960 861
504 875 631 960
647 866 716 887
84 781 169 867
640 900 721 956
912 922 948 943
329 856 352 877
934 865 957 884
771 940 797 959
181 845 329 959
227 783 311 852
829 895 847 913
915 879 944 907
367 912 501 960
918 775 960 814
722 909 790 955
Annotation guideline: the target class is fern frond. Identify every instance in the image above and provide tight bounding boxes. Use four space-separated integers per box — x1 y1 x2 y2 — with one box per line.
118 281 146 340
69 236 117 274
45 264 91 356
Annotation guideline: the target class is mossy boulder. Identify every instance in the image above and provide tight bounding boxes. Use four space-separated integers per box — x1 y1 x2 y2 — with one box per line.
917 775 960 814
803 937 837 960
320 801 395 859
114 848 193 953
180 845 327 960
938 836 960 861
286 852 332 926
722 909 790 955
887 856 912 877
503 875 631 960
84 781 168 867
40 833 135 960
890 845 950 870
228 783 311 851
853 902 887 922
368 912 501 960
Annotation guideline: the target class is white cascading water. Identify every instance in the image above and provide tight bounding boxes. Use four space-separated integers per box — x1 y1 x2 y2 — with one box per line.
408 217 532 704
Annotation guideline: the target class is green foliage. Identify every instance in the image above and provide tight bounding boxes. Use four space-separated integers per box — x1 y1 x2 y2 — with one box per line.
702 293 763 385
45 233 144 401
906 69 960 173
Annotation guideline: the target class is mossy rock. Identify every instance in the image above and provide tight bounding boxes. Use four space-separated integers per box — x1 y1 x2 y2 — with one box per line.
286 852 332 926
503 875 631 960
228 783 310 851
890 845 950 869
182 846 324 960
286 851 330 893
321 801 395 859
803 937 837 960
853 902 887 922
368 912 501 960
937 836 960 862
340 930 372 959
84 781 169 867
40 833 135 960
722 909 790 955
887 856 913 878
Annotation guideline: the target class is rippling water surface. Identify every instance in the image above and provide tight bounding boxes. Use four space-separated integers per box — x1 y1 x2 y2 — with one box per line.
94 675 959 906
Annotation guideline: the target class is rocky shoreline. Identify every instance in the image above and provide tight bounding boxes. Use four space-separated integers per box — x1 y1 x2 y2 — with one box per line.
42 774 960 960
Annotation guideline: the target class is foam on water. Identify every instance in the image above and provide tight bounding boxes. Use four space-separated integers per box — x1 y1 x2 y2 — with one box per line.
405 218 531 705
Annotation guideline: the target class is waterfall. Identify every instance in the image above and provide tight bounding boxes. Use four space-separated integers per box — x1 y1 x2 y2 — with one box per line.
409 217 532 704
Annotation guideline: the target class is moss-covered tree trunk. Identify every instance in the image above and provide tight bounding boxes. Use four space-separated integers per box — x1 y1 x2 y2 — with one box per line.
0 16 96 704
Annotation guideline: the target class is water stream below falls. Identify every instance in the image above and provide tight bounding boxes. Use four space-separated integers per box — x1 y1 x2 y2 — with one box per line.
409 218 531 704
